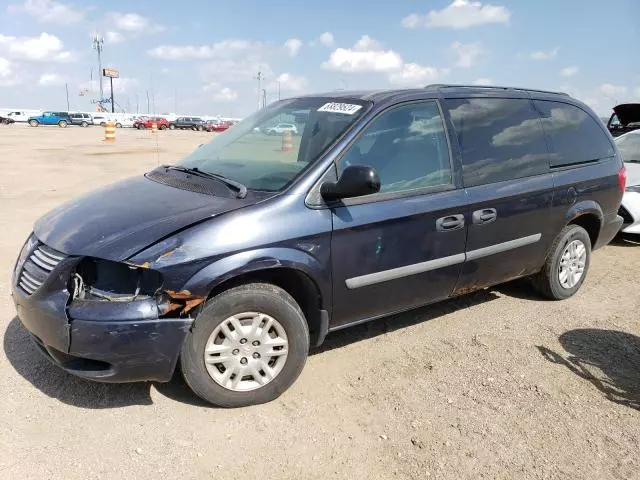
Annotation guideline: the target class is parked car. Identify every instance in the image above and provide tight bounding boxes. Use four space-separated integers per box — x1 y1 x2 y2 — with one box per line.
169 117 205 130
11 85 625 407
0 115 15 125
28 112 70 127
69 113 94 127
266 123 298 135
615 130 640 235
6 111 30 122
133 117 169 130
607 103 640 137
91 115 125 128
204 120 232 132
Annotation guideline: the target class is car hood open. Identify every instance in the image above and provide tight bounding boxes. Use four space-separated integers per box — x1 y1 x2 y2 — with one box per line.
34 174 258 261
613 104 640 126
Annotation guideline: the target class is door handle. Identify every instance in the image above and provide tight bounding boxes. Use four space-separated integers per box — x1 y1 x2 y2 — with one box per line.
436 214 465 232
472 208 497 225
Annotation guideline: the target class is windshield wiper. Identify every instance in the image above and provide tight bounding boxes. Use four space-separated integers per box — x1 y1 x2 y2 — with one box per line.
163 165 247 198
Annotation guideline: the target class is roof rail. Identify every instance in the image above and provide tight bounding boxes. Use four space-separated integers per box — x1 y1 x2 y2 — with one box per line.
424 84 569 97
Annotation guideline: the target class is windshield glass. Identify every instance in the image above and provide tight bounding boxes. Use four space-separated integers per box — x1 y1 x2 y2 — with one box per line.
616 132 640 162
179 97 370 191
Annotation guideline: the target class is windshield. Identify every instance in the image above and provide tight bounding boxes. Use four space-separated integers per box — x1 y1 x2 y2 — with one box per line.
179 97 370 191
616 132 640 162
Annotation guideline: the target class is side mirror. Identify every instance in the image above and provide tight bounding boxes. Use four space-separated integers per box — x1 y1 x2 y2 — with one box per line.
320 165 381 201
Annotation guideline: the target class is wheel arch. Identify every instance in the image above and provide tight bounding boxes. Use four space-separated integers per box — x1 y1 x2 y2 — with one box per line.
565 201 603 248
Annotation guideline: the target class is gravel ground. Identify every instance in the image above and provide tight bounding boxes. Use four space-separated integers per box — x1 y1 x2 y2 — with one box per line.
1 125 639 479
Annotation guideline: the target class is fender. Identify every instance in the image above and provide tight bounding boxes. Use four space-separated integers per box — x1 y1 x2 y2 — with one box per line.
181 247 332 311
564 200 603 224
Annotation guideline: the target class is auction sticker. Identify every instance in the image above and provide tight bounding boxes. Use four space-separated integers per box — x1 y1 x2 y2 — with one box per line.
317 102 363 115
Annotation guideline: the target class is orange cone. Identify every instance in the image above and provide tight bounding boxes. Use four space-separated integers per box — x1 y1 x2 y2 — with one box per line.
104 121 115 142
281 130 293 152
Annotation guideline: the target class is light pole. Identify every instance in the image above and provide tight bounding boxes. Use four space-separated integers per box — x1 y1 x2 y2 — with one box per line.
255 70 265 109
92 34 104 103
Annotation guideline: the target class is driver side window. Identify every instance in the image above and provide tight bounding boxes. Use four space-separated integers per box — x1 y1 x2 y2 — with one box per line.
337 101 452 193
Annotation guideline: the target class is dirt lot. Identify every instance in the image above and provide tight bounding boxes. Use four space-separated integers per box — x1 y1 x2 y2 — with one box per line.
1 124 639 480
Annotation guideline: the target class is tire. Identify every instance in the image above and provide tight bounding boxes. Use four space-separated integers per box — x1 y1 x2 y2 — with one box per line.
29 120 39 127
100 122 106 127
159 124 167 130
137 124 145 130
58 120 68 128
169 124 176 130
197 125 203 131
180 283 310 408
532 224 592 300
115 123 122 128
81 121 88 128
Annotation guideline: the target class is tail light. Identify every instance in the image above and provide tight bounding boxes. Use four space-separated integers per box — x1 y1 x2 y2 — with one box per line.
618 163 627 193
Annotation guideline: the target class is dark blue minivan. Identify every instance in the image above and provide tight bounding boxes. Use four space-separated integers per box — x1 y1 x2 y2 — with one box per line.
12 85 626 407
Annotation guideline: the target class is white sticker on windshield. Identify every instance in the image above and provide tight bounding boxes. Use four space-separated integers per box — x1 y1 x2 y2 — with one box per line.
317 102 363 115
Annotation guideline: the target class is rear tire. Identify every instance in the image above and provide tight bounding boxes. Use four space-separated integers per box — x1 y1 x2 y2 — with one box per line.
532 224 591 300
180 283 310 408
137 124 145 130
169 124 176 130
58 120 68 128
81 121 88 127
29 120 39 127
115 123 122 128
159 124 167 130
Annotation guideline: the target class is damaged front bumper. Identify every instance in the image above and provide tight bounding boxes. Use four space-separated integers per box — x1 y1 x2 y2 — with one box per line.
11 238 198 383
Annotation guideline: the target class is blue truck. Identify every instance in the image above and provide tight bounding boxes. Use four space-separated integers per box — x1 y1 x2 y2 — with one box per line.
28 111 71 127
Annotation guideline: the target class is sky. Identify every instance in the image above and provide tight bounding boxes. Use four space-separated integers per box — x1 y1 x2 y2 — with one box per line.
0 0 639 117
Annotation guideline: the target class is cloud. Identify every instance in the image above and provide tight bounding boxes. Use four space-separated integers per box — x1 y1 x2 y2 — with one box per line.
8 0 84 25
105 31 125 45
401 0 511 29
322 35 403 73
0 57 19 86
212 87 238 102
473 78 492 85
107 12 164 33
388 63 449 86
270 73 308 92
599 83 628 98
38 73 65 86
451 41 482 67
283 38 302 57
79 77 138 95
149 39 265 60
530 47 559 60
318 32 334 47
200 59 273 83
560 66 578 77
0 32 74 62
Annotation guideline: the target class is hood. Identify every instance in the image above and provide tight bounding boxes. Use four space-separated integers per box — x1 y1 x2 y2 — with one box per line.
626 162 640 187
34 173 257 261
613 104 640 126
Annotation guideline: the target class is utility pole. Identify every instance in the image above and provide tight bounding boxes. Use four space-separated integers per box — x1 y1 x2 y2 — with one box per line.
146 90 150 114
277 80 281 101
65 83 70 111
255 70 265 110
174 86 177 113
92 34 104 104
262 89 267 109
109 76 115 113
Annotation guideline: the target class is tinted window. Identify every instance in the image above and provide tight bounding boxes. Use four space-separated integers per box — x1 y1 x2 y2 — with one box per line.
534 100 614 167
445 98 549 187
337 101 452 194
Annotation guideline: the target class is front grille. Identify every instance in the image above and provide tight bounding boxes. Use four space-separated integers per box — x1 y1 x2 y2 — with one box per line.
18 243 66 295
619 205 634 225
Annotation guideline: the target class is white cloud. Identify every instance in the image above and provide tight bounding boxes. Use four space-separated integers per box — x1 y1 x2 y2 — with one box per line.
284 38 302 57
560 66 578 77
213 87 238 102
271 73 308 92
318 32 334 47
322 35 403 73
473 78 492 85
8 0 84 25
401 0 511 29
149 39 264 60
388 63 449 86
530 47 559 60
105 31 125 45
451 41 482 67
599 83 628 98
0 57 19 86
0 32 73 62
38 73 65 86
107 12 164 33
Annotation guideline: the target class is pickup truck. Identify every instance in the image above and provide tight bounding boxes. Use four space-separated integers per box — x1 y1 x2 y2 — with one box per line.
28 112 71 127
133 117 169 130
169 117 204 130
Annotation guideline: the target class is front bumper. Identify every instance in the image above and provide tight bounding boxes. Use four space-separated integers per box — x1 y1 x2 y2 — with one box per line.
620 191 640 234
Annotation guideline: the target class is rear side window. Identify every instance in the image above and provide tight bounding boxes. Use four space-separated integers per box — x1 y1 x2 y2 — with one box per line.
534 100 614 167
444 98 549 187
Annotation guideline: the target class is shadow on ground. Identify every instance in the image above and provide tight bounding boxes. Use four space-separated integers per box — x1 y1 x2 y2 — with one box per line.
538 329 640 410
4 290 502 409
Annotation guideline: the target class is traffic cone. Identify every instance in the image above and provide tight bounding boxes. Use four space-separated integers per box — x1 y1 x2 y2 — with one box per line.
104 121 116 142
151 122 158 134
281 130 293 152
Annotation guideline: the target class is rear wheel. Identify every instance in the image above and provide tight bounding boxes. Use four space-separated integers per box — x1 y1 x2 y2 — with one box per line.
81 121 88 127
115 123 122 128
180 283 309 407
169 124 176 130
29 120 39 127
137 124 145 130
159 124 167 130
58 120 68 128
532 224 591 300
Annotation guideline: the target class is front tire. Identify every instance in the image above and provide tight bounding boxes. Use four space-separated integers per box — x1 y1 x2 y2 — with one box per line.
532 224 591 300
81 121 88 127
137 124 145 130
115 123 122 128
29 120 39 127
159 124 167 130
180 283 310 408
169 124 176 130
58 120 68 128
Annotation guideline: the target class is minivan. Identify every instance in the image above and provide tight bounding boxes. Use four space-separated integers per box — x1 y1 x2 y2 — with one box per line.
12 85 625 407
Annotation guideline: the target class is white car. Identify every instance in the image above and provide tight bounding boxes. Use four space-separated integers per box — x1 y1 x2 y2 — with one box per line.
266 123 298 135
616 130 640 235
6 111 31 122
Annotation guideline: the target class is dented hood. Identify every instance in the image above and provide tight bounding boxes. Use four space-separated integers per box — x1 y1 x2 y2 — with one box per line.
34 174 255 261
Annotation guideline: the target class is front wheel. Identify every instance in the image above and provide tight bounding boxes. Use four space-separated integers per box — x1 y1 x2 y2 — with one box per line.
532 224 591 300
81 121 88 127
159 124 167 130
137 124 145 130
169 124 176 130
29 120 39 127
115 123 122 128
180 283 310 407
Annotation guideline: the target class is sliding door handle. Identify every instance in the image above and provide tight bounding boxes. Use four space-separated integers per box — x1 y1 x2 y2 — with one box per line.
436 214 465 232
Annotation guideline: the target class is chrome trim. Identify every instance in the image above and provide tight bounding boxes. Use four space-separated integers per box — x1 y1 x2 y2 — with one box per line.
466 233 541 261
345 253 466 289
33 249 59 268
